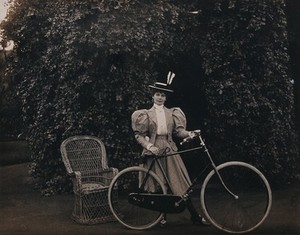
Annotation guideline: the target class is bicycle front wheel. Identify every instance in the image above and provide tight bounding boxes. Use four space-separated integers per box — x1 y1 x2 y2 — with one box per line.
201 161 272 234
108 166 167 230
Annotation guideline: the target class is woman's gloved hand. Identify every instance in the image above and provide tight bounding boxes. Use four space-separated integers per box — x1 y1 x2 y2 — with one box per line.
149 145 159 155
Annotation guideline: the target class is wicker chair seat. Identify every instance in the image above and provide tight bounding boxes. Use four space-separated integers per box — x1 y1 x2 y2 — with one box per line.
81 183 106 192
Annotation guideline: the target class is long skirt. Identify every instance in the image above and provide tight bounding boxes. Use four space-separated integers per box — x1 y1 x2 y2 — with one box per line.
141 135 191 196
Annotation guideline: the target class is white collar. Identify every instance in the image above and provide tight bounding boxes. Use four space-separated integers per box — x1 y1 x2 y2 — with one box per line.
153 104 164 111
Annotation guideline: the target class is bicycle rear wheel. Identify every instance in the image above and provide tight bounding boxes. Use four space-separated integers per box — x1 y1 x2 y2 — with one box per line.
201 161 272 234
108 166 167 230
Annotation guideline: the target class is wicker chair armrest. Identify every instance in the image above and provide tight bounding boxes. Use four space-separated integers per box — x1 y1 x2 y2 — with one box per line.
102 167 119 175
80 168 118 186
101 167 119 186
105 167 119 178
69 171 82 191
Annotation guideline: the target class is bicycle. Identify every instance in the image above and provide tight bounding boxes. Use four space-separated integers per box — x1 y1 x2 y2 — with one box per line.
108 130 272 234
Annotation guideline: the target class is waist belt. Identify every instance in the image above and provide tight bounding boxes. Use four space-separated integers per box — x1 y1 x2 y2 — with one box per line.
156 135 168 139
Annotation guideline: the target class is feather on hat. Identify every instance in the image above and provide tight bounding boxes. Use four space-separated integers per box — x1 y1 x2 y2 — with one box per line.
149 71 175 93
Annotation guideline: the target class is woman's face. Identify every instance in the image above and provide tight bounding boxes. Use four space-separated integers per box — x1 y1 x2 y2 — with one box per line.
152 92 166 106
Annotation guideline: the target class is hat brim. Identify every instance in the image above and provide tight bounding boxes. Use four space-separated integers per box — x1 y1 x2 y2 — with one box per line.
149 85 174 93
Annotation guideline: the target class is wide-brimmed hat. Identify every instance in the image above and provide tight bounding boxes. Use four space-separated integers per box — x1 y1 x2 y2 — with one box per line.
148 71 175 93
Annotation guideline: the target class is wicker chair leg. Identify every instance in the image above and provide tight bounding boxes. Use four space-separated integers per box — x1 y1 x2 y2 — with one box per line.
71 190 116 224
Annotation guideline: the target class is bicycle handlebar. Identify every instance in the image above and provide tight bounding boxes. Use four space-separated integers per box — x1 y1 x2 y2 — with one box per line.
180 129 201 145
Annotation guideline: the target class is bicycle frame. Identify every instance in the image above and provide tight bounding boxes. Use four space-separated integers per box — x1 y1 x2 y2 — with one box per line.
108 131 272 233
139 133 239 200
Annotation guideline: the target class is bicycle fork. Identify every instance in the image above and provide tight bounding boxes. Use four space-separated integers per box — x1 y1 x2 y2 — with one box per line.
198 135 239 200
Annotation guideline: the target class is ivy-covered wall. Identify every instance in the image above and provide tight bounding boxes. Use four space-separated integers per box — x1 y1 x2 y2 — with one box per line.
199 0 299 184
1 0 202 195
0 0 299 194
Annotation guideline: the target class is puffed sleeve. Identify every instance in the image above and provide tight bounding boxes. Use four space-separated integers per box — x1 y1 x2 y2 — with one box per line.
131 109 148 134
131 109 151 150
172 107 190 139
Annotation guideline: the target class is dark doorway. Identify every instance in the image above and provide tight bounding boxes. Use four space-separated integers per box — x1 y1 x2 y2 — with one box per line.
164 53 208 179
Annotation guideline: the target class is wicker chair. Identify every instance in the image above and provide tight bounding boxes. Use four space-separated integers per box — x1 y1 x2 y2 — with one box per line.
60 135 118 224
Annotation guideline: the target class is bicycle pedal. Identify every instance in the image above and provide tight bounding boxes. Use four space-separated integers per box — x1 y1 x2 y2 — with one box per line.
201 217 210 226
160 219 167 227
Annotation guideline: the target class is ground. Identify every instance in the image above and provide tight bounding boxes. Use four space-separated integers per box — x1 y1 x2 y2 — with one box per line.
0 163 300 235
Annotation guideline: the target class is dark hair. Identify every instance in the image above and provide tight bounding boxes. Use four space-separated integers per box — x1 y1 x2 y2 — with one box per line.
150 90 167 97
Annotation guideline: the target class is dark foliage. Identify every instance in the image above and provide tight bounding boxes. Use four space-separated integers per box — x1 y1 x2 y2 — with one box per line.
1 0 201 195
0 0 298 194
199 0 299 184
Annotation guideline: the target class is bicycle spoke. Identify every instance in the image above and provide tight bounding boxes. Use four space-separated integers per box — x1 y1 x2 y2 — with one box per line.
201 162 272 233
108 166 166 230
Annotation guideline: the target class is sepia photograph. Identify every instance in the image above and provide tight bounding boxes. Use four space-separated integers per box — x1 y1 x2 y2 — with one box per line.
1 0 299 234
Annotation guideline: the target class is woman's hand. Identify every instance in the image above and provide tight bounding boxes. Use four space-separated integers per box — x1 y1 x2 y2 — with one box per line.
189 131 196 139
149 145 159 155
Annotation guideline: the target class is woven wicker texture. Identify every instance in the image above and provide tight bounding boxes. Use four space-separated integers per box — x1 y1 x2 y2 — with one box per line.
60 136 118 224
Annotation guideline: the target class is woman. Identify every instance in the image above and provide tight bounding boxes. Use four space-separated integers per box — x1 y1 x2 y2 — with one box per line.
131 73 209 226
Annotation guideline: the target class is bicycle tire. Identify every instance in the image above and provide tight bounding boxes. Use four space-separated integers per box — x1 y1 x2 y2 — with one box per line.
108 166 167 230
201 161 272 234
